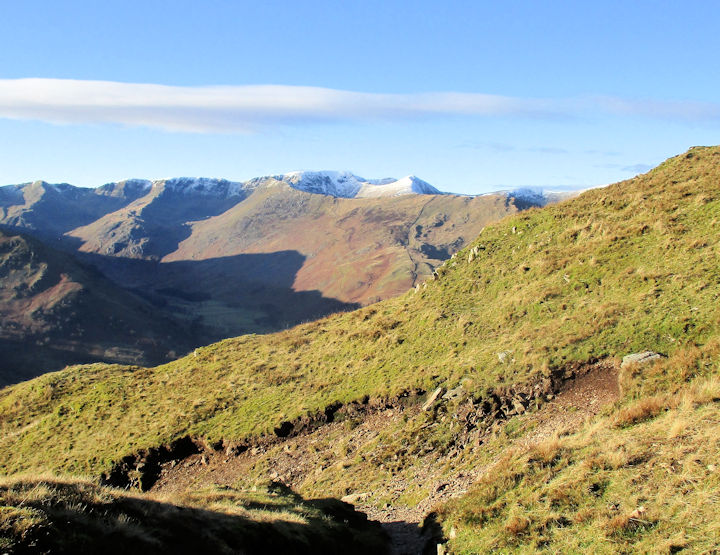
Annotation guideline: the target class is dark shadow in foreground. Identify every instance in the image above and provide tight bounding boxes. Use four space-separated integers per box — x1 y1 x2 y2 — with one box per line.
0 478 389 555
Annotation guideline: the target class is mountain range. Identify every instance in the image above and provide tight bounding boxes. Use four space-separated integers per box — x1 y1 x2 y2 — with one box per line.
0 171 569 383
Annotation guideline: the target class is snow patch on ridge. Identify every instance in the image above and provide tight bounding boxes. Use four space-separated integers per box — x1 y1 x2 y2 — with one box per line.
154 177 249 198
480 187 583 207
356 175 440 198
275 171 442 198
280 171 365 198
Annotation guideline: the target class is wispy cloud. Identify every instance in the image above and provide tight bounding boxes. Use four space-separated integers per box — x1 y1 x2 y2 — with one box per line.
621 163 654 173
0 79 719 134
594 162 654 174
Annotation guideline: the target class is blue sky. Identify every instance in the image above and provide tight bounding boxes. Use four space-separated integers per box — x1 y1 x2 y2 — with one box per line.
0 1 718 194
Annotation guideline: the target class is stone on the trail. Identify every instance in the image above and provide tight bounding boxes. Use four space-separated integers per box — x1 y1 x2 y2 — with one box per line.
341 492 370 504
422 387 445 411
621 351 663 368
442 386 464 401
497 350 513 363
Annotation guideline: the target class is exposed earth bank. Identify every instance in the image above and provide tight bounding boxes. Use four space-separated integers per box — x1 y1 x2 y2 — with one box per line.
142 362 620 554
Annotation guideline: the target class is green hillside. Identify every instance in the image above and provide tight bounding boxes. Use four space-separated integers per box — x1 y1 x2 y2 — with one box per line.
1 146 719 551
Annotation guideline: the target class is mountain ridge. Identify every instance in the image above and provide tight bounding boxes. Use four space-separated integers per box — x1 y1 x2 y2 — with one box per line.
2 171 580 202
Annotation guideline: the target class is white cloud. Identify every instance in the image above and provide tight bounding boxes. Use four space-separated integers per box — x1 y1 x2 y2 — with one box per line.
0 78 718 134
621 163 654 173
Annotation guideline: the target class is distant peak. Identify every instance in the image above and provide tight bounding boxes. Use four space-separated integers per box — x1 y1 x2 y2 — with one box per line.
266 170 443 198
491 186 584 208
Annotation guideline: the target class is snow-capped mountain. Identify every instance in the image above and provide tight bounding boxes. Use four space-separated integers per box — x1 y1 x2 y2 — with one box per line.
273 171 442 198
156 177 249 197
482 187 583 208
80 172 444 200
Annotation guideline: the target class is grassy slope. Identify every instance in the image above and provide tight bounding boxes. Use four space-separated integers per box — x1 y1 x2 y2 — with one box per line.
1 147 719 478
438 346 720 553
0 476 387 554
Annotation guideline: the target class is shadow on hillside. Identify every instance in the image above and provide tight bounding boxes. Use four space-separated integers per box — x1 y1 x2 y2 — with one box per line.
380 520 437 555
0 338 112 387
127 189 252 258
0 227 360 385
0 186 143 237
3 479 389 555
77 248 361 344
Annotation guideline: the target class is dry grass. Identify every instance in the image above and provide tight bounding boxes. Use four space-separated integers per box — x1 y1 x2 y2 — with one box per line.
438 359 720 553
613 396 668 427
504 514 531 536
0 476 388 554
528 437 562 465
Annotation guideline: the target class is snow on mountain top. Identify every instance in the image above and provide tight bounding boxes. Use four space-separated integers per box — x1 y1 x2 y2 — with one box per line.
155 177 249 197
3 172 445 201
356 175 441 198
275 171 442 198
279 171 365 198
479 187 584 207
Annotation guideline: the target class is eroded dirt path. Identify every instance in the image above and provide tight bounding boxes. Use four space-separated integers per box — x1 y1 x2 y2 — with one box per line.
150 362 620 554
354 363 620 553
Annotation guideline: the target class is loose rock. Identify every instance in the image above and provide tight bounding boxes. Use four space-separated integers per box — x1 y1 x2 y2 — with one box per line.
442 386 464 401
341 492 370 504
621 351 664 368
422 387 445 411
